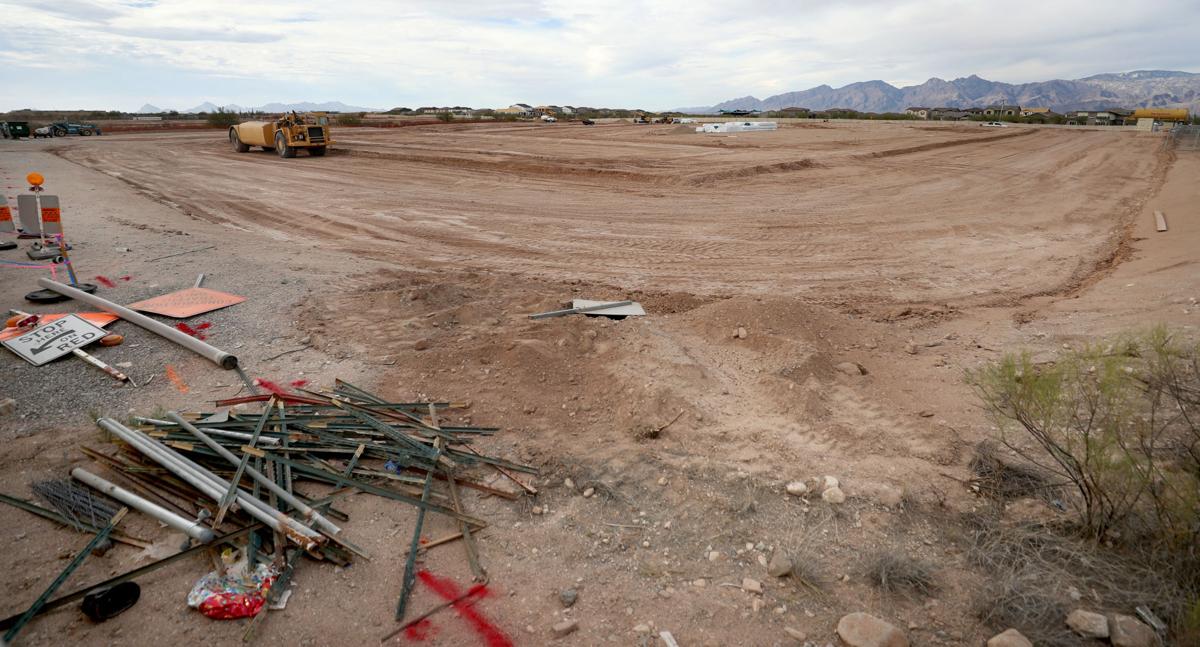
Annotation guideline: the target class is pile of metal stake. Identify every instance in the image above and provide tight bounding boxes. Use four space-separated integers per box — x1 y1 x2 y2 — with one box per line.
0 379 535 641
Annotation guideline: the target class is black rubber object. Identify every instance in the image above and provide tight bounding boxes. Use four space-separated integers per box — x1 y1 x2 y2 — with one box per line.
81 582 140 622
0 241 16 250
24 283 98 303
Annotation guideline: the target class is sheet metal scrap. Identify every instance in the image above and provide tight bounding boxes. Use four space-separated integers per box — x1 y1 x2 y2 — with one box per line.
93 379 535 631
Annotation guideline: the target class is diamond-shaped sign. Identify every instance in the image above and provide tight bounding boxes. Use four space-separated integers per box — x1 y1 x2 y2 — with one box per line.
127 287 246 319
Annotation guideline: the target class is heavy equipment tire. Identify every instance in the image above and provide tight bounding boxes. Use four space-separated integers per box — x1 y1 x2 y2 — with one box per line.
308 146 326 156
229 129 250 152
53 127 67 137
80 128 93 136
275 133 296 158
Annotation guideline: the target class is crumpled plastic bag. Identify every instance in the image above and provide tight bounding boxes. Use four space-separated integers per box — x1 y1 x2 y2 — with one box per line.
187 557 278 620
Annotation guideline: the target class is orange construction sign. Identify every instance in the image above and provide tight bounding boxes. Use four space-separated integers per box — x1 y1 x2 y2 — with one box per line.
127 287 246 319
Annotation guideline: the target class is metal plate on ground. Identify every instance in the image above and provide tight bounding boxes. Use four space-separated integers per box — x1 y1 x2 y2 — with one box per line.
127 287 246 318
2 313 107 366
571 299 646 317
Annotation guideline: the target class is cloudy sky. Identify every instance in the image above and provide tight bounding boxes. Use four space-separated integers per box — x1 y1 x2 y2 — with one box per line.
1 0 1197 111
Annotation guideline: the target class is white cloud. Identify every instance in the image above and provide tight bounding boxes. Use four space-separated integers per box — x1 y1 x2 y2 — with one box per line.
0 0 1196 110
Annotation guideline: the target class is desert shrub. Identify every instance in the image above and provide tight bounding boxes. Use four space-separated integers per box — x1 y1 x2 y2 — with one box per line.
206 108 239 128
336 113 363 127
436 111 454 123
864 551 937 596
970 327 1200 544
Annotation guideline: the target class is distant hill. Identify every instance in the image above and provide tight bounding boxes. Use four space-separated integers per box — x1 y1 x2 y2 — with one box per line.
179 100 376 114
137 104 162 113
682 70 1200 115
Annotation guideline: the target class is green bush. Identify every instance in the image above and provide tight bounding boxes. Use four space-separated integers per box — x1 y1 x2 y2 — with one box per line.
206 108 239 128
970 327 1200 544
336 113 363 126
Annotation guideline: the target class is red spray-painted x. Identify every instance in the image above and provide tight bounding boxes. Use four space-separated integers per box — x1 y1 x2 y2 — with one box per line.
409 570 513 647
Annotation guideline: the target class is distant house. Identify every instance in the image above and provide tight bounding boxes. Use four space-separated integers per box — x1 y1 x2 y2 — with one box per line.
415 107 440 114
533 105 561 116
495 104 534 117
1022 110 1061 123
929 109 973 121
774 107 810 116
984 105 1021 117
560 106 576 115
1020 107 1051 117
1066 109 1132 126
905 107 931 119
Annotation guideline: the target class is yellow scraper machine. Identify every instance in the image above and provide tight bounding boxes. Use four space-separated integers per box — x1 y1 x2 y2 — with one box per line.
228 111 334 158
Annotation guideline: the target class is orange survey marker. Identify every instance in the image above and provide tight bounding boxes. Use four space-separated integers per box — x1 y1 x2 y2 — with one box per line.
128 287 246 319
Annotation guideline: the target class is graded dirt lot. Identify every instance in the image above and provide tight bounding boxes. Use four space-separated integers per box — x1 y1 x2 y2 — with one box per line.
0 121 1194 647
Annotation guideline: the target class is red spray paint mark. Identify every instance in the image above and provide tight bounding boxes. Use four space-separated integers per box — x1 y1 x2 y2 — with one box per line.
415 571 510 647
253 378 290 396
94 275 116 288
289 379 309 388
119 275 133 282
175 322 207 340
403 619 436 642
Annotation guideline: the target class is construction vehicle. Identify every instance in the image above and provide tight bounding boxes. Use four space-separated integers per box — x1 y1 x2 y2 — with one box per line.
48 122 102 136
1 121 30 139
228 112 333 158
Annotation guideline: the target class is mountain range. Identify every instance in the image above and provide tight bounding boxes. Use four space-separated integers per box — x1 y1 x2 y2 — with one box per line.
136 101 377 114
680 70 1200 115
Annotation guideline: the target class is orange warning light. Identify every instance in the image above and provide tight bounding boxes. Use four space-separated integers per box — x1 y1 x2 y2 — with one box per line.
26 172 44 187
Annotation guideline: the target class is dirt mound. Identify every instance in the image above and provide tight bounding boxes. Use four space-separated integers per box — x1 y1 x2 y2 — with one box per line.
863 129 1033 159
681 158 820 185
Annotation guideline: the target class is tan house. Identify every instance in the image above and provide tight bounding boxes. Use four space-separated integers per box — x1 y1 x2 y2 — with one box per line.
904 107 930 119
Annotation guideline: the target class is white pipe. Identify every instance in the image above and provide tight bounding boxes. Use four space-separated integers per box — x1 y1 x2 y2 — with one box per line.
71 467 216 543
37 278 239 369
97 418 322 549
167 412 341 537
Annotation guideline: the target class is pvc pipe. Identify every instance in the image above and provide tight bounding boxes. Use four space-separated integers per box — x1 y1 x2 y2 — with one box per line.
167 412 341 537
97 419 322 549
70 467 216 543
37 278 239 369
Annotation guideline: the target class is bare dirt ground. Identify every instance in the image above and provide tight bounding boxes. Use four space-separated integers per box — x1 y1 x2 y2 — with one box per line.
0 121 1194 647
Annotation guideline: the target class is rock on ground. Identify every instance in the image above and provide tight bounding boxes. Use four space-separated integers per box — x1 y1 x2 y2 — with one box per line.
986 628 1033 647
822 486 846 504
785 481 808 496
836 612 909 647
836 361 867 376
768 553 793 577
552 619 578 637
559 588 578 608
1109 614 1157 647
742 578 763 594
1066 609 1109 639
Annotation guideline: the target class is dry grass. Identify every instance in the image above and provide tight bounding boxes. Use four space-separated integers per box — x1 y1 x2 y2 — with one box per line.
969 441 1056 501
967 516 1194 646
864 551 938 597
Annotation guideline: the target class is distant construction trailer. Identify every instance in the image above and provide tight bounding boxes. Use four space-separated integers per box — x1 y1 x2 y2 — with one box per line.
1130 108 1190 123
696 121 778 133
